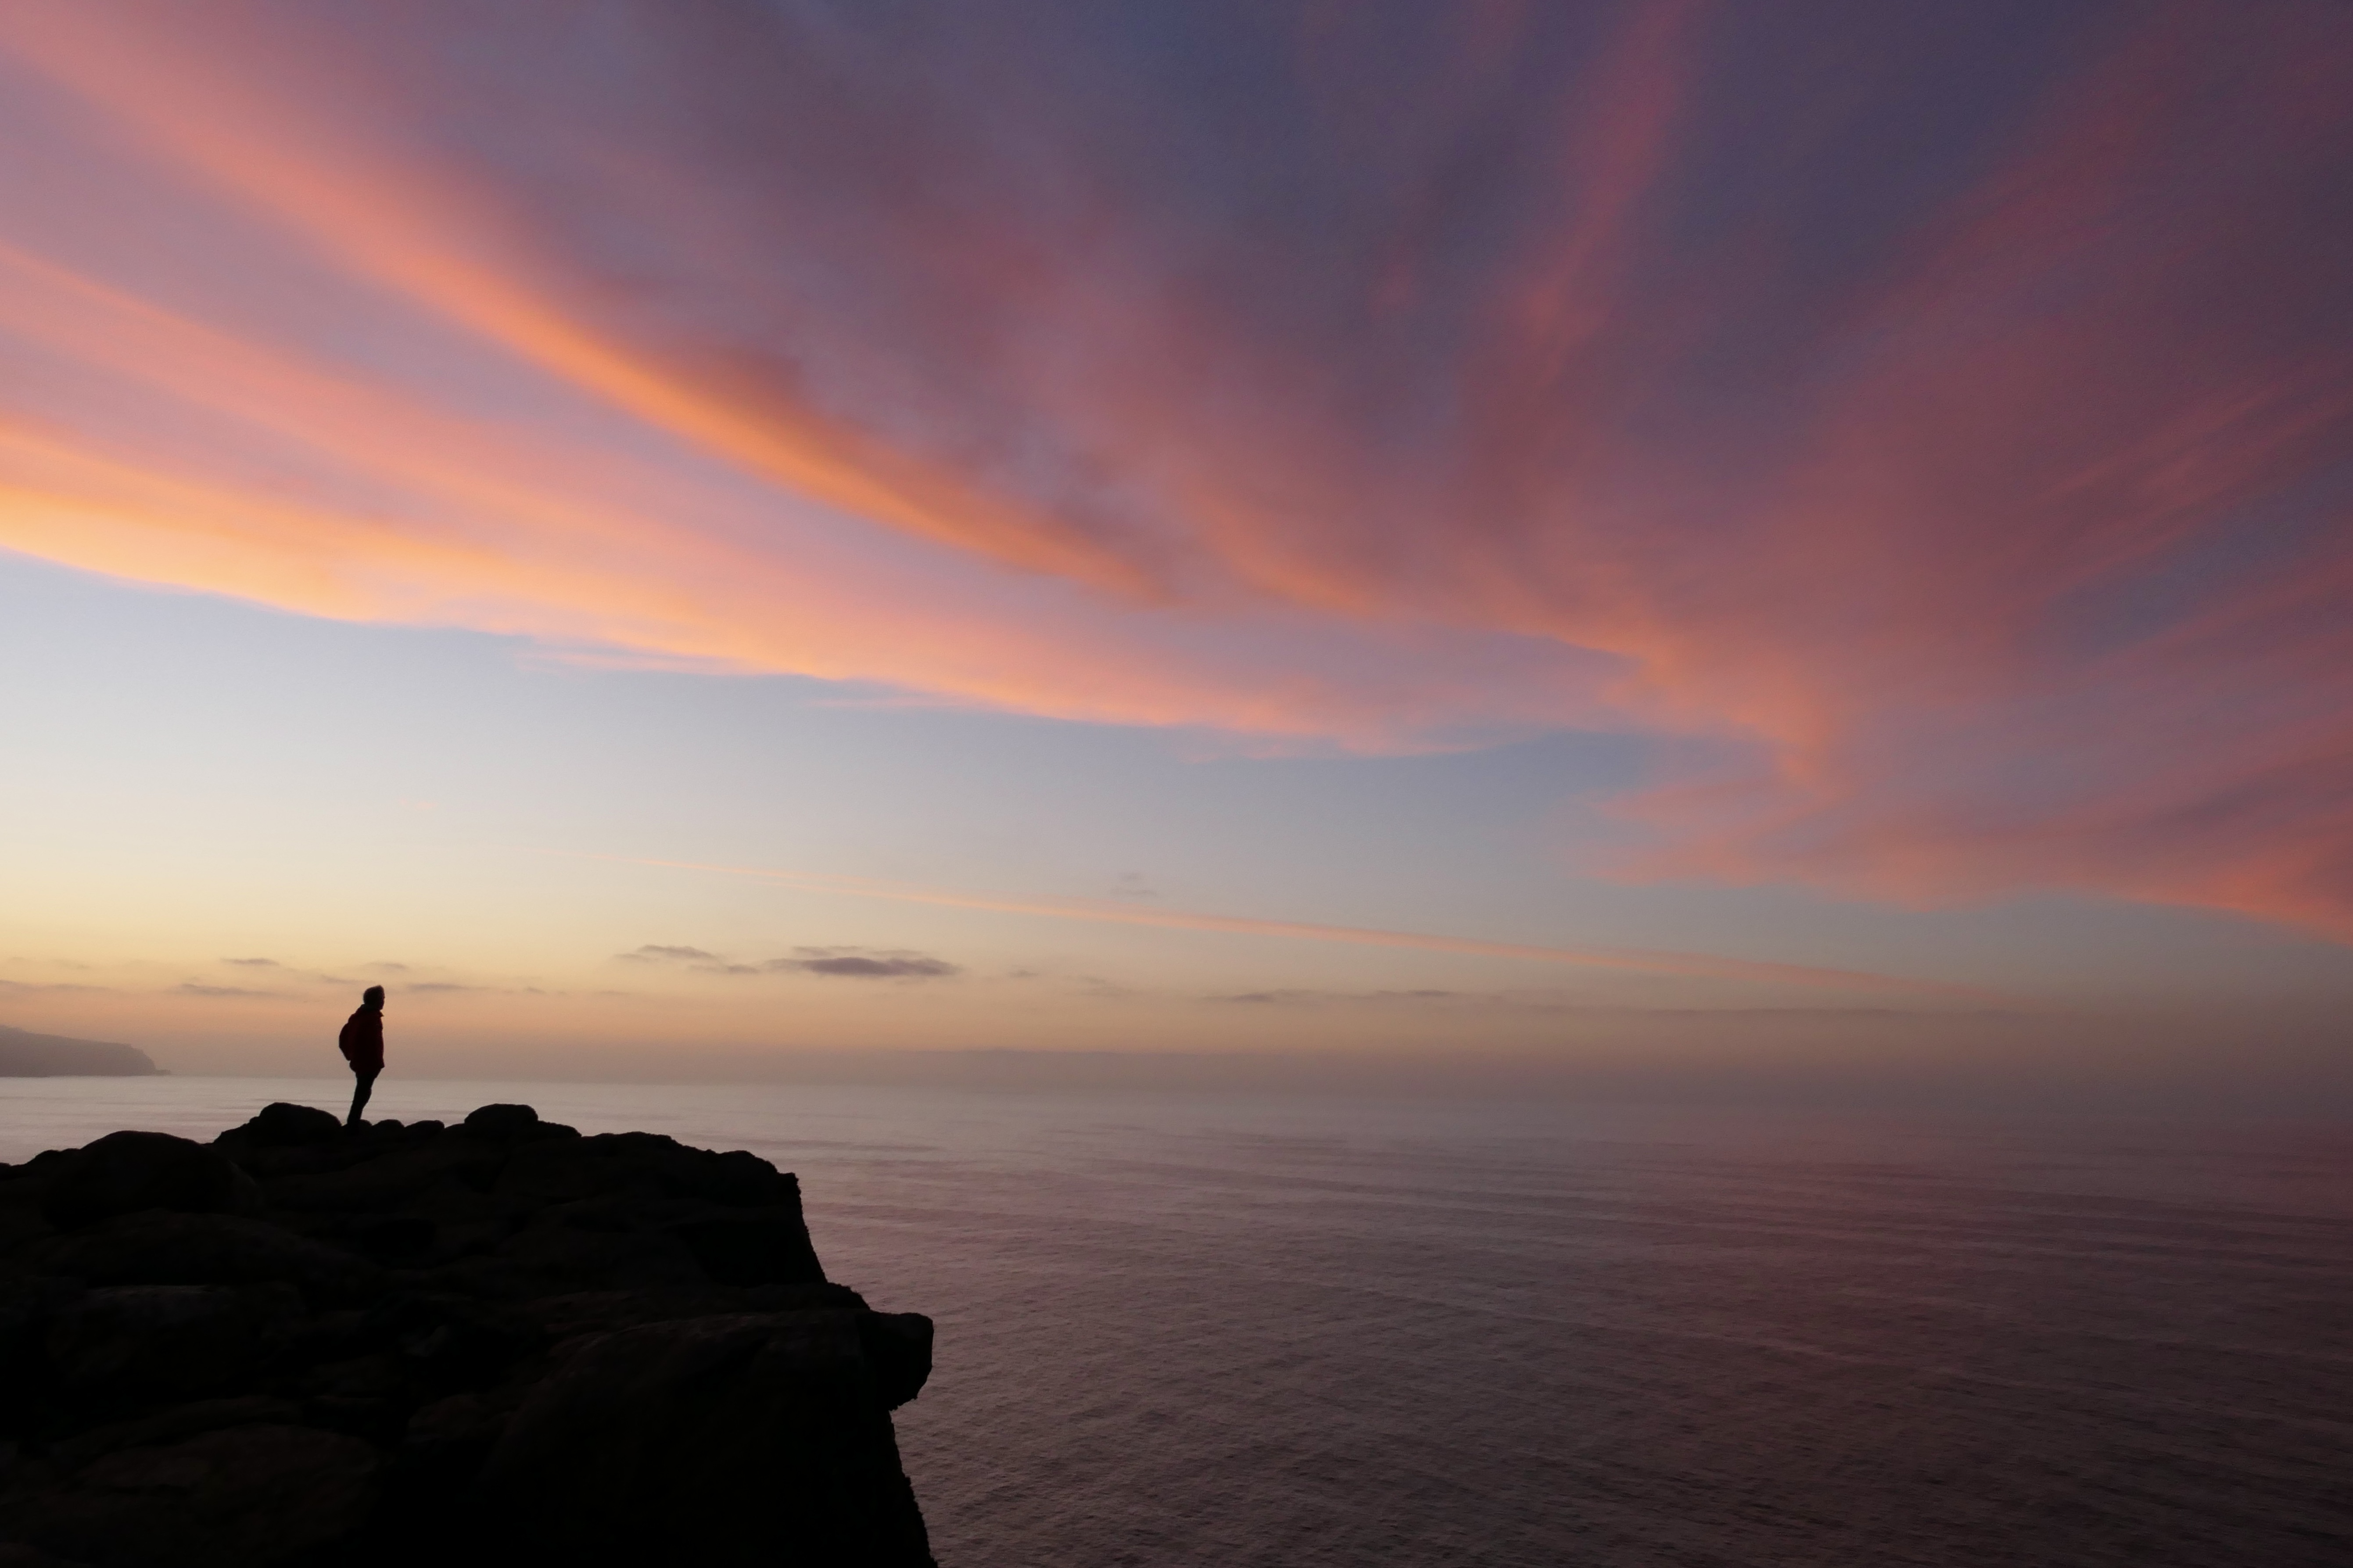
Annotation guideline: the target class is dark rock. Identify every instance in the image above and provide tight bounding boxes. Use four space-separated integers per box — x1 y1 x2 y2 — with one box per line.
25 1212 384 1306
0 1107 933 1566
45 1285 302 1406
0 1278 80 1432
224 1104 343 1150
439 1219 708 1297
515 1283 866 1344
379 1296 542 1392
480 1313 932 1567
283 1308 369 1365
303 1351 406 1402
500 1133 798 1209
39 1137 244 1232
459 1105 538 1142
48 1397 300 1475
744 1281 872 1314
0 1424 377 1568
858 1312 936 1411
260 1142 502 1214
665 1208 825 1287
705 1147 798 1206
345 1215 434 1266
0 1541 91 1567
0 1196 51 1255
402 1390 503 1451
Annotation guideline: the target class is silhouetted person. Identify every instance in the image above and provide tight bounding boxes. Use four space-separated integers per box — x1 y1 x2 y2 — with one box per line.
339 985 385 1128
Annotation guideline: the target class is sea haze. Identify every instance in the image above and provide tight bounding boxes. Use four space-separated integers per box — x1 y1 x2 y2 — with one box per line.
3 1079 2346 1567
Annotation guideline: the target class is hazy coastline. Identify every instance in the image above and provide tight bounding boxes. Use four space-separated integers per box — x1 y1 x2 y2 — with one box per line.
0 1025 161 1079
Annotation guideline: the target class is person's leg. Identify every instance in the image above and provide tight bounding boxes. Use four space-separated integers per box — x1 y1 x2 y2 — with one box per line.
348 1067 378 1127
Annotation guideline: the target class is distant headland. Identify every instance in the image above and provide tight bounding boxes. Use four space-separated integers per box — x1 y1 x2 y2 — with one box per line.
0 1027 164 1079
0 1102 934 1565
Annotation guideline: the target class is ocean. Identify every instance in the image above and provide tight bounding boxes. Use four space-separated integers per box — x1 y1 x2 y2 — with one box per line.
3 1078 2348 1567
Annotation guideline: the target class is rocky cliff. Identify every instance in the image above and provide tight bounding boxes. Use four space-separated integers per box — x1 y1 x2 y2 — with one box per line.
0 1103 935 1567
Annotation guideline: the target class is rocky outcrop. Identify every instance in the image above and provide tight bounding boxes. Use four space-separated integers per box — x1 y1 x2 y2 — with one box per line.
0 1029 161 1079
0 1103 934 1567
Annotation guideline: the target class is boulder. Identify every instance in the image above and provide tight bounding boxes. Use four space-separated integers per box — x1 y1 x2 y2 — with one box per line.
47 1396 301 1475
858 1312 936 1411
0 1424 377 1568
480 1313 933 1567
664 1208 825 1287
345 1214 435 1265
24 1212 384 1306
373 1294 543 1393
44 1285 301 1405
39 1137 245 1232
0 1543 90 1567
439 1218 709 1297
502 1133 798 1209
0 1275 78 1371
459 1105 540 1142
224 1105 341 1150
260 1144 502 1214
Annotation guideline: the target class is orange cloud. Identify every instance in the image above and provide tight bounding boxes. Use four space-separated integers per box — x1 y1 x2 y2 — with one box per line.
0 230 1614 745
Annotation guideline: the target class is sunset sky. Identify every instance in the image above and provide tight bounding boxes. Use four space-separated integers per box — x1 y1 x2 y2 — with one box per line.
3 1 2349 1101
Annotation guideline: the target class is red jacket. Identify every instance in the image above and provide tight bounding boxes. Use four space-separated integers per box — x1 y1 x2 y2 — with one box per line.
338 1006 384 1074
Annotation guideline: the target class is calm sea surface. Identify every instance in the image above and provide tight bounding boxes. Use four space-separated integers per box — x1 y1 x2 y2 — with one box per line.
2 1078 2348 1567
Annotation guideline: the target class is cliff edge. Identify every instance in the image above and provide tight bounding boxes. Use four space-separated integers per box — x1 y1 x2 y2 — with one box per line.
0 1103 935 1567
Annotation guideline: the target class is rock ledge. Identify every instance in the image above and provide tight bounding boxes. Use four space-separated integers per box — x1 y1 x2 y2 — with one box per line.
0 1103 933 1567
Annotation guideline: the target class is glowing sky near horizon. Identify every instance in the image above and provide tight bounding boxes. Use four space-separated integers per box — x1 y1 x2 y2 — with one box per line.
3 2 2350 1094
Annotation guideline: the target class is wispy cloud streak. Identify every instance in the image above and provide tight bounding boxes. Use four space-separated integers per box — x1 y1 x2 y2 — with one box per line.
1 2 2348 931
555 852 1987 999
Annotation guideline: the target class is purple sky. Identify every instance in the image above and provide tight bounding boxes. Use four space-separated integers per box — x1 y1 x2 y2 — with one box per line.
2 2 2349 1098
